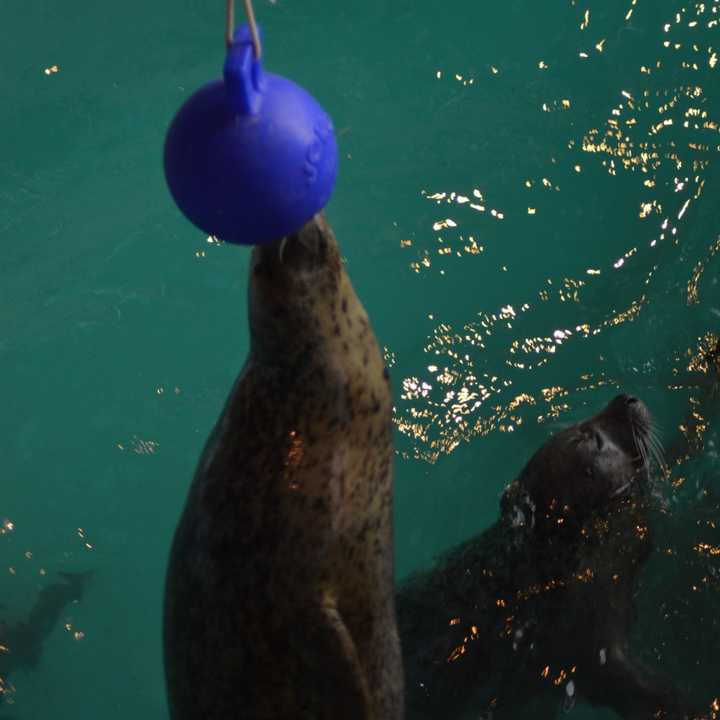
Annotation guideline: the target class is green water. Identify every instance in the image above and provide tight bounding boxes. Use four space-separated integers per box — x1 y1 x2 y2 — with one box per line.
1 0 719 717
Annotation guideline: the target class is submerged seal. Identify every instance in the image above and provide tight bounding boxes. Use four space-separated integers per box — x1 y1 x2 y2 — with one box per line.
397 395 695 719
1 571 92 707
164 214 404 719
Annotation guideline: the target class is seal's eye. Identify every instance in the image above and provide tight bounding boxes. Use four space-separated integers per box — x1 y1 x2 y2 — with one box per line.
594 431 604 451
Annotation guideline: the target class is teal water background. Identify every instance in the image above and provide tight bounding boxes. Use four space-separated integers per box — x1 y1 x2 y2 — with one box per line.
2 0 720 717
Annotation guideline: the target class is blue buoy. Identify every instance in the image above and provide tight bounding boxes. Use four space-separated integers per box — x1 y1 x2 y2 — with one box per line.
164 20 338 245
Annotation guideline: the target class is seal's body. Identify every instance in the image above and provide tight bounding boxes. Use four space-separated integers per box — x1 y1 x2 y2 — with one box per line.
164 215 403 720
398 396 693 720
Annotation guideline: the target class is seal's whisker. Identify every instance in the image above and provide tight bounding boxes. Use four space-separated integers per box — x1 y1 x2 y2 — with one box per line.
629 415 667 475
278 236 289 263
647 442 662 472
650 441 665 466
648 425 665 455
637 441 649 470
645 428 667 473
631 424 648 468
611 481 631 497
647 423 664 452
651 435 666 466
645 434 659 469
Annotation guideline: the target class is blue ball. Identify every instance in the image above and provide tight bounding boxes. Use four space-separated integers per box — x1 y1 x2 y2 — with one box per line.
164 25 338 245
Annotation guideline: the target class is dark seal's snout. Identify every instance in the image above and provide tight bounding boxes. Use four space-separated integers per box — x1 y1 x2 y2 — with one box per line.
626 394 652 432
600 394 656 471
607 393 650 426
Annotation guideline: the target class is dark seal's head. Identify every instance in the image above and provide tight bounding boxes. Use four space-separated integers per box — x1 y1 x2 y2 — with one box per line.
503 394 658 535
248 213 345 361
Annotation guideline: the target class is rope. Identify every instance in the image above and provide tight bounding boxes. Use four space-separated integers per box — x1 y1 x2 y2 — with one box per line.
226 0 262 60
225 0 234 48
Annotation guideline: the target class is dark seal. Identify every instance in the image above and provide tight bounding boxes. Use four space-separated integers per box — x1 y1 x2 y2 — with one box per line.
164 214 404 720
397 395 696 719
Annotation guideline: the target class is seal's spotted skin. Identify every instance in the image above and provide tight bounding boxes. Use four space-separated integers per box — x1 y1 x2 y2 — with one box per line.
164 215 403 720
398 396 697 720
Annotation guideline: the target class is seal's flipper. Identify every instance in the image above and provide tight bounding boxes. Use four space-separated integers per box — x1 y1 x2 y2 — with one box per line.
298 597 371 720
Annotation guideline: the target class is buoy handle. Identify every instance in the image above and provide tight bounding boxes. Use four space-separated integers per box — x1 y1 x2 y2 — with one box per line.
224 24 265 115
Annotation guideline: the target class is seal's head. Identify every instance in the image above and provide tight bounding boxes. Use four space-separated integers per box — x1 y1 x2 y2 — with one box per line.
504 394 660 534
248 213 344 360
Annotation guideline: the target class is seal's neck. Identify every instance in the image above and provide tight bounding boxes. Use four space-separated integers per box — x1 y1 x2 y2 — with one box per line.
247 215 349 367
249 268 354 361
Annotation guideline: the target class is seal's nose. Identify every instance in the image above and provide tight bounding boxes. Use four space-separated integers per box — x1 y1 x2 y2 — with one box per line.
608 394 644 417
279 215 331 269
614 394 650 427
253 215 333 275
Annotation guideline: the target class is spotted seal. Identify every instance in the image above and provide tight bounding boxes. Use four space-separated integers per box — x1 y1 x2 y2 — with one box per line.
397 395 696 719
163 214 404 719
